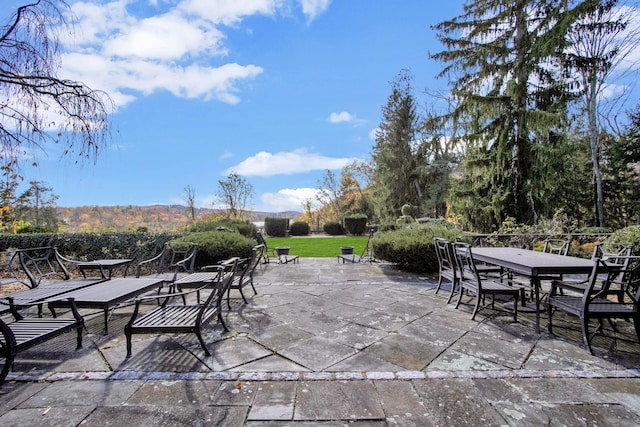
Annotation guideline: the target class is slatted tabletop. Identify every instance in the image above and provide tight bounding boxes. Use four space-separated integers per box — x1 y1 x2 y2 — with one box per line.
45 278 164 333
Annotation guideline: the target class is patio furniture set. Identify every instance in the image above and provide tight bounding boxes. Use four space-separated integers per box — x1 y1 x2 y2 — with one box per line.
434 238 640 353
0 243 265 386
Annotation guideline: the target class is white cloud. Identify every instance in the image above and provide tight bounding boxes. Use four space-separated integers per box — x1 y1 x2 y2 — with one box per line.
226 149 359 177
327 111 366 126
368 127 379 140
62 53 263 105
599 82 627 100
59 0 331 108
180 0 279 25
328 111 353 123
299 0 332 22
102 13 226 60
260 187 319 212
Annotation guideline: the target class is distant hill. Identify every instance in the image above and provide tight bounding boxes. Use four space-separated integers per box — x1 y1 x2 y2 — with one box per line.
57 205 301 232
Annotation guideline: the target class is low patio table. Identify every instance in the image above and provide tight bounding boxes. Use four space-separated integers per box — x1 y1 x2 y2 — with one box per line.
0 277 107 315
470 247 599 333
46 277 164 334
75 258 133 279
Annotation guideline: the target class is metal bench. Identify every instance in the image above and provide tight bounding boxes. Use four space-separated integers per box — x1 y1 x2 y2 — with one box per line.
0 297 84 386
124 257 238 358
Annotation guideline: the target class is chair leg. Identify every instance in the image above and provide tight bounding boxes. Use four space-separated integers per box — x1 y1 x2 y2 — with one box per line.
454 285 464 309
218 311 229 332
75 325 83 350
0 354 15 386
581 315 594 354
435 275 443 294
195 331 211 357
238 287 248 304
125 332 133 358
633 316 640 343
471 293 481 320
547 306 554 334
446 280 457 304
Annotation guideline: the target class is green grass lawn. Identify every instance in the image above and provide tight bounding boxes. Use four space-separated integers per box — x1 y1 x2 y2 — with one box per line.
263 236 370 257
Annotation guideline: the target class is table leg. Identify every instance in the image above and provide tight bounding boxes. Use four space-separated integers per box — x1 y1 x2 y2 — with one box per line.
103 308 109 334
533 277 541 334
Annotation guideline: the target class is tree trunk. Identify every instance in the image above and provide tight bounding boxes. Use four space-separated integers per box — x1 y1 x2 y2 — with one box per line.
588 76 605 227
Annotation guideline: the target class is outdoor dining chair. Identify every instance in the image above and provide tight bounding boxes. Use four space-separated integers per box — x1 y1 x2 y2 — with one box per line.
452 242 520 321
433 238 459 303
542 238 570 256
555 242 633 301
537 238 572 284
547 256 640 354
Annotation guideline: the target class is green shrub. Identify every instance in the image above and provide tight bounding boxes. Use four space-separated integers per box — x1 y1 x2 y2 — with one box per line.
396 215 414 225
607 225 640 255
173 230 254 268
323 221 344 235
289 221 310 236
0 231 180 264
371 224 461 273
187 218 258 238
265 217 288 237
343 214 368 235
378 223 398 232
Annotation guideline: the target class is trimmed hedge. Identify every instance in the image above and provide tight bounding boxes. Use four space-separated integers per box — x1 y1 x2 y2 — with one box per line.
323 221 344 235
343 214 368 235
187 218 258 238
265 217 288 237
289 221 310 236
0 232 180 264
0 229 256 271
371 225 461 273
173 230 255 268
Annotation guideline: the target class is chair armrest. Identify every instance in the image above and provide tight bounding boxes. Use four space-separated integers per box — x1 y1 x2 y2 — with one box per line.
54 249 83 266
550 278 589 295
135 282 211 304
171 255 194 272
201 264 224 272
136 252 164 276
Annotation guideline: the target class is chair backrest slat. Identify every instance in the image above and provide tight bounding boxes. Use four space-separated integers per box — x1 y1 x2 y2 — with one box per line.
452 242 481 289
17 246 70 288
542 239 570 256
434 238 456 280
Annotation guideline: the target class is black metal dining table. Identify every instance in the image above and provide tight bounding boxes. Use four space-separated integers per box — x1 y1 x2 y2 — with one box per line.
470 247 599 333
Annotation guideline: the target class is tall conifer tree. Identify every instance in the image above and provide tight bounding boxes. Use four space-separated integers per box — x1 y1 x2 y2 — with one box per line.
370 70 420 221
431 0 597 229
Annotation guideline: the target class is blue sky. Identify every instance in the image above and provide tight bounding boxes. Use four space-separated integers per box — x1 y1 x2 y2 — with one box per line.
6 1 637 213
1 0 462 212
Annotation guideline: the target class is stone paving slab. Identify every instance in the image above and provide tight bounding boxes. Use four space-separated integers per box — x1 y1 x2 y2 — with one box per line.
2 257 640 425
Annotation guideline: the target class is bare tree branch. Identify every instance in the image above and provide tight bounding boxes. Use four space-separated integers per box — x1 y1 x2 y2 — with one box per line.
0 0 112 178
